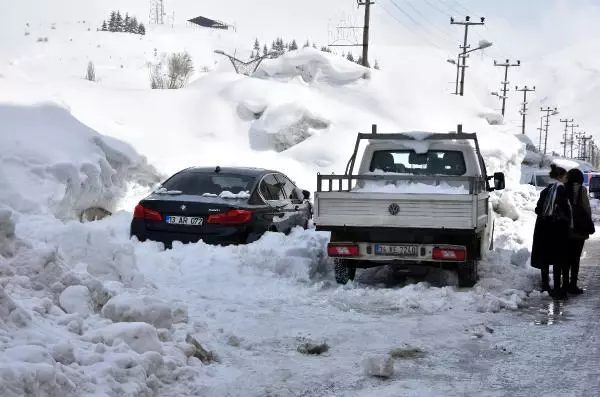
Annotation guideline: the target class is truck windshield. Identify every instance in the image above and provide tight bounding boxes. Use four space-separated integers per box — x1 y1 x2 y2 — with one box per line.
369 150 467 176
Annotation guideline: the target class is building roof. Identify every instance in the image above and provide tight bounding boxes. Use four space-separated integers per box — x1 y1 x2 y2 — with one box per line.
187 15 230 29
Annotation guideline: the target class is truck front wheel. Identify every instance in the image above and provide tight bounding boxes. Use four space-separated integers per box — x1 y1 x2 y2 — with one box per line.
334 259 356 284
457 260 478 288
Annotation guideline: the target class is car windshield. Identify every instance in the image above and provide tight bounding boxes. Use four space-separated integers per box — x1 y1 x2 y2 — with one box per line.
535 174 553 187
369 150 467 176
158 172 256 197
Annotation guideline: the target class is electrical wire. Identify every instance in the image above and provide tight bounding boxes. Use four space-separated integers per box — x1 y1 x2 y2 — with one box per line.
391 0 456 47
379 2 445 49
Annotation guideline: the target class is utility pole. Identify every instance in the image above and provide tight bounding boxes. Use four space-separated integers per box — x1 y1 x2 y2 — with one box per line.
450 16 486 96
537 116 544 153
580 134 593 162
541 106 558 155
559 118 574 157
570 123 580 158
515 85 535 135
328 1 373 67
359 0 373 67
493 59 521 116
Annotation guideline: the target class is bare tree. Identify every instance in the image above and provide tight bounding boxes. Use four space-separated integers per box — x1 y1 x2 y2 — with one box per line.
166 52 194 89
149 62 166 89
86 61 96 81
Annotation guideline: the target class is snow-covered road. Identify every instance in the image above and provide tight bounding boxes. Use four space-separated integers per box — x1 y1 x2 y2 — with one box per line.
137 233 599 397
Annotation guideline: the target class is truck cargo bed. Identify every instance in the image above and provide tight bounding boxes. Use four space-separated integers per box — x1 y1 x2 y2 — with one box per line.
314 192 489 230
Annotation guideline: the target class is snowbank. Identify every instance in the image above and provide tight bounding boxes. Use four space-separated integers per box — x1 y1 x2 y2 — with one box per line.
254 48 370 84
0 101 160 220
0 210 208 397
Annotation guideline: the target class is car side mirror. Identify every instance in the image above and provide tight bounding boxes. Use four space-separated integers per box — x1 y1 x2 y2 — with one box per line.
302 190 310 200
492 172 505 191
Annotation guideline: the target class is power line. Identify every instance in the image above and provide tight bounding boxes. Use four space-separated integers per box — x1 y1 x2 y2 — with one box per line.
379 3 443 48
388 0 451 49
391 0 456 46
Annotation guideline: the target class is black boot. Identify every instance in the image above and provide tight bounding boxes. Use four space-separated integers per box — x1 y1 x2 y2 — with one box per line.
567 284 584 295
569 261 584 294
551 265 568 300
541 266 550 292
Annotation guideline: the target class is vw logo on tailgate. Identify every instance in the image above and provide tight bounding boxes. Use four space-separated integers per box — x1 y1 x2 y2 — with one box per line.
388 203 400 215
180 205 187 211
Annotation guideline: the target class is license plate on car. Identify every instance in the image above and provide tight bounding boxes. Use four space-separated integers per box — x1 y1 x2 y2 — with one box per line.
165 216 204 226
374 244 418 257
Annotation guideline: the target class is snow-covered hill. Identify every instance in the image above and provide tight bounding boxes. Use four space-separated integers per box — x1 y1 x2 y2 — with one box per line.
0 1 596 396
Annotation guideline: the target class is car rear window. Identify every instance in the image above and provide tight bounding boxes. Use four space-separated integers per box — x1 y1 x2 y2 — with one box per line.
369 150 467 176
160 172 256 196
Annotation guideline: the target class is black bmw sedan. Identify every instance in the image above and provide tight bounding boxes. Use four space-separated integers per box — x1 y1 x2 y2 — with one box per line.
130 166 312 247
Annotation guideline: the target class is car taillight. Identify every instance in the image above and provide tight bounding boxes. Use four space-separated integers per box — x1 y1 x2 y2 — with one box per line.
207 209 253 225
432 247 466 261
133 203 162 221
327 243 359 257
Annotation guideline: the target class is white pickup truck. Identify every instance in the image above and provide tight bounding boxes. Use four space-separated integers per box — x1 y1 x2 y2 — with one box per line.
313 125 505 287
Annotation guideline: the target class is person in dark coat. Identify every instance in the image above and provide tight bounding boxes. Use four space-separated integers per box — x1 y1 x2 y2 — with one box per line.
565 168 595 294
531 164 572 298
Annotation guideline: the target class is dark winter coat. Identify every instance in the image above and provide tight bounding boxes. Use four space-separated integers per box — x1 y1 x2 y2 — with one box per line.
530 182 572 269
566 182 594 240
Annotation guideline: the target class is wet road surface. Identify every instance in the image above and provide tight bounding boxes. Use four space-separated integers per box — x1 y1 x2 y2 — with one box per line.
402 238 600 397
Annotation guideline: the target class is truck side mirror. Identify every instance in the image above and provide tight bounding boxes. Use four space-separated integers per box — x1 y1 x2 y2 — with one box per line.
302 190 311 200
493 172 505 190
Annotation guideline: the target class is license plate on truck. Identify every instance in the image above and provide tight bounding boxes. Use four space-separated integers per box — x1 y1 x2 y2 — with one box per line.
165 216 204 226
374 244 418 257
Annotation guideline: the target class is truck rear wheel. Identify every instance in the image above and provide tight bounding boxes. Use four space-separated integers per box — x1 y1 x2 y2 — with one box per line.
457 260 478 288
334 259 356 284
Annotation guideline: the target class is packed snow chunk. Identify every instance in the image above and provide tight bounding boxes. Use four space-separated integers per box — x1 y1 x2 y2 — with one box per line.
254 48 369 84
0 102 159 219
249 102 329 152
0 208 16 257
401 131 435 141
4 345 55 365
0 362 75 397
202 191 251 199
362 354 395 378
102 293 188 329
84 322 163 354
352 179 469 195
50 343 76 365
0 287 31 328
59 285 94 315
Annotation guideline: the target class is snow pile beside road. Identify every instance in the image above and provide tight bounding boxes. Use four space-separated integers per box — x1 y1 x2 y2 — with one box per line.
0 209 210 397
0 100 160 220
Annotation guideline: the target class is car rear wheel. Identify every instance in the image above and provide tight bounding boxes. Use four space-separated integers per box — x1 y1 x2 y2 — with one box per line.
334 259 356 284
457 260 478 288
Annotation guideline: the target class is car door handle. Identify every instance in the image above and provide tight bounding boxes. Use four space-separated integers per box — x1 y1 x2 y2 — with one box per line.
294 206 299 211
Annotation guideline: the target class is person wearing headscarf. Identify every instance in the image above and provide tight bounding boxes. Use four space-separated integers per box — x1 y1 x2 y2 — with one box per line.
564 168 595 294
531 163 572 298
